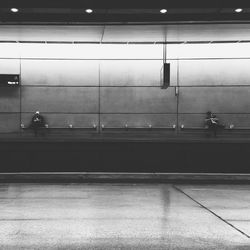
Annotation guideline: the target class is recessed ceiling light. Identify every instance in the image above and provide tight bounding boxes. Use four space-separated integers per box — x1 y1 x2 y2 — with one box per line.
10 8 19 13
160 9 167 14
85 9 93 14
235 8 243 13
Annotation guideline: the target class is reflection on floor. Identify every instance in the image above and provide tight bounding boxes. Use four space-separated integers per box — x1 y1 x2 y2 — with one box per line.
0 183 249 249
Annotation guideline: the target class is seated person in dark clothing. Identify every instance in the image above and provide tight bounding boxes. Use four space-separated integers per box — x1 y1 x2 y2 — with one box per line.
30 111 45 136
205 111 225 137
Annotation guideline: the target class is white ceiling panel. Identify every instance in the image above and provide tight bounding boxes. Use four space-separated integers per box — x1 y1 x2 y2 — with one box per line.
0 25 104 42
103 24 250 42
0 24 250 42
102 25 166 42
168 24 250 42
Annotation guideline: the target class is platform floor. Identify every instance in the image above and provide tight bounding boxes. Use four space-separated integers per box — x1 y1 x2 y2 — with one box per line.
0 183 249 249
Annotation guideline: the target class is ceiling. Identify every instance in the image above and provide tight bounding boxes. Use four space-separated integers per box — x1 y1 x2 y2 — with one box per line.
1 0 250 23
1 24 250 43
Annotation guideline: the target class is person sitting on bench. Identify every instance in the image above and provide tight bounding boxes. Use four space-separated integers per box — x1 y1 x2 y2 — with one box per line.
205 111 225 137
30 111 45 136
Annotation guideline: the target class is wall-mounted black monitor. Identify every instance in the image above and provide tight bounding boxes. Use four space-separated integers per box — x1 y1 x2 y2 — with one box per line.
160 63 170 89
0 74 20 86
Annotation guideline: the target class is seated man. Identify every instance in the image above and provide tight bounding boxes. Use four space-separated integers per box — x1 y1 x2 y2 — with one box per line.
205 111 225 137
30 111 45 136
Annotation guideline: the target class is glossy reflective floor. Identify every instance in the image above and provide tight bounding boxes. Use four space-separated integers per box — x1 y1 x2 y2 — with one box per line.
0 183 249 249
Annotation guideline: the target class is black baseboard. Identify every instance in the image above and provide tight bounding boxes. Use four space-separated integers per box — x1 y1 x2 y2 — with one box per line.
0 172 250 183
0 140 249 173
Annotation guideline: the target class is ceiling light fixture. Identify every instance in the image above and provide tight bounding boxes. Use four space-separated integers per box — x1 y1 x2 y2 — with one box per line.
160 9 167 14
85 9 93 14
10 8 19 13
235 8 243 13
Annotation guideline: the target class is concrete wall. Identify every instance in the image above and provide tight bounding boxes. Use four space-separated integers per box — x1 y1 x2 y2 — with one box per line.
1 42 250 135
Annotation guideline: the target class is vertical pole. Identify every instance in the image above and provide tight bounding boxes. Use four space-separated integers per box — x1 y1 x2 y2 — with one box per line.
163 26 167 64
98 60 101 134
19 42 22 136
162 27 169 89
99 25 105 134
176 60 179 136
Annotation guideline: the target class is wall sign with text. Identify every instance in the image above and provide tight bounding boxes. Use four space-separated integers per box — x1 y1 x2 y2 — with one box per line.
0 74 20 86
